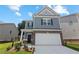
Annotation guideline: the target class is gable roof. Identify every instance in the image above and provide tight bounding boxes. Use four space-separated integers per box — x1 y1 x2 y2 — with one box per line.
61 13 79 18
34 6 59 16
0 23 18 34
0 23 17 29
0 23 15 25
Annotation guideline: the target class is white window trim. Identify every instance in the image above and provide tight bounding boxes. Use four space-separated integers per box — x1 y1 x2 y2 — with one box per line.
42 18 51 25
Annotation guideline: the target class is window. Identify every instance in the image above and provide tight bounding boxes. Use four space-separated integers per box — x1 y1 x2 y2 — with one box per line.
45 13 48 16
41 18 53 25
28 22 33 28
44 12 48 16
43 18 48 25
69 21 73 25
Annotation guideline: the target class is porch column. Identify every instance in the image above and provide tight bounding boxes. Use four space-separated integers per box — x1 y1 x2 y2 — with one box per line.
20 30 23 42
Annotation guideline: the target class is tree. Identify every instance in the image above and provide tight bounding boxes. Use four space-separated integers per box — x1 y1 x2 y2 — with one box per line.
18 21 26 35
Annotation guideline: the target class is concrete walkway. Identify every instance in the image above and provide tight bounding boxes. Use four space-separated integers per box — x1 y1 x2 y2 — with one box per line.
34 46 79 54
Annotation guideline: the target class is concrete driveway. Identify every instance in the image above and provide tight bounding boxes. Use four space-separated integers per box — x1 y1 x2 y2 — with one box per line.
34 45 79 54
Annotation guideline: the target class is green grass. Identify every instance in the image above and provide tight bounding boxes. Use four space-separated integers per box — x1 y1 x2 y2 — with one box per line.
65 44 79 51
3 51 32 54
0 42 32 54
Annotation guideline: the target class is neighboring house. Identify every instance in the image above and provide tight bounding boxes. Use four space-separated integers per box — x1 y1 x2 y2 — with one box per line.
20 6 64 45
60 14 79 43
0 23 18 41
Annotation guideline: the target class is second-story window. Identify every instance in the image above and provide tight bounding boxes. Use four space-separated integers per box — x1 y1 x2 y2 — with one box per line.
69 21 73 25
28 22 33 28
41 18 53 25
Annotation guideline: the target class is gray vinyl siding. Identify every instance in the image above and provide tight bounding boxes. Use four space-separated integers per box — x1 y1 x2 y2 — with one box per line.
60 14 79 39
33 17 60 29
60 15 78 23
0 23 18 41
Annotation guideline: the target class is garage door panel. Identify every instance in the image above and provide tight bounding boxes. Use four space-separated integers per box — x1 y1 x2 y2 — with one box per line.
35 33 61 45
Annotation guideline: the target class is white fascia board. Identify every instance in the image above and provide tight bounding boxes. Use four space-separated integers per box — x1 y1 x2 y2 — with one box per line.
33 15 59 18
21 29 61 32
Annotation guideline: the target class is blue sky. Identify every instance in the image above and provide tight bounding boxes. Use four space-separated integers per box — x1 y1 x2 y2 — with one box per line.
0 5 79 26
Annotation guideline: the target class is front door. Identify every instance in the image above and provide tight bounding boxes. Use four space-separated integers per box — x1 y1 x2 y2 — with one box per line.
27 35 31 43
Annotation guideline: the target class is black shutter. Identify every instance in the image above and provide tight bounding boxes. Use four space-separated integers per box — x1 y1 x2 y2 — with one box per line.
32 22 33 27
51 18 53 25
27 22 29 27
41 19 43 25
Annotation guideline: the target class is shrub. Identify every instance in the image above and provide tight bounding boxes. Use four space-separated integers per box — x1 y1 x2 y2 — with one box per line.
6 46 11 51
24 44 28 51
15 43 21 52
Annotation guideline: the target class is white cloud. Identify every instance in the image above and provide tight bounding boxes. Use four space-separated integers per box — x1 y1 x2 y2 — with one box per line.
47 5 52 8
53 5 70 15
8 5 21 11
28 12 33 17
47 5 70 15
15 12 21 16
8 5 21 16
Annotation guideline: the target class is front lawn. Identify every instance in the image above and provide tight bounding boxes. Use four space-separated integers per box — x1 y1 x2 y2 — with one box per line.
0 42 32 54
65 44 79 51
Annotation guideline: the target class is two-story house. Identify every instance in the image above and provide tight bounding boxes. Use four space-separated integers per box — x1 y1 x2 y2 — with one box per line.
0 23 18 42
20 6 64 45
60 14 79 44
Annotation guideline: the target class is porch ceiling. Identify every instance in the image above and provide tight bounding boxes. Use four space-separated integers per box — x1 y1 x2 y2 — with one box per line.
21 29 33 32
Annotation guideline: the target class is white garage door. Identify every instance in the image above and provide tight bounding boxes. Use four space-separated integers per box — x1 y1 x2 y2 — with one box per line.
35 33 61 45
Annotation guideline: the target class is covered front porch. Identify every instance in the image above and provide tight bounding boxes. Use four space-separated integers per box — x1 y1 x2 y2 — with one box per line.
20 29 34 45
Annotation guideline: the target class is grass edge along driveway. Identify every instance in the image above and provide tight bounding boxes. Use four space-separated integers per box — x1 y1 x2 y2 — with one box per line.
0 42 32 54
65 44 79 51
